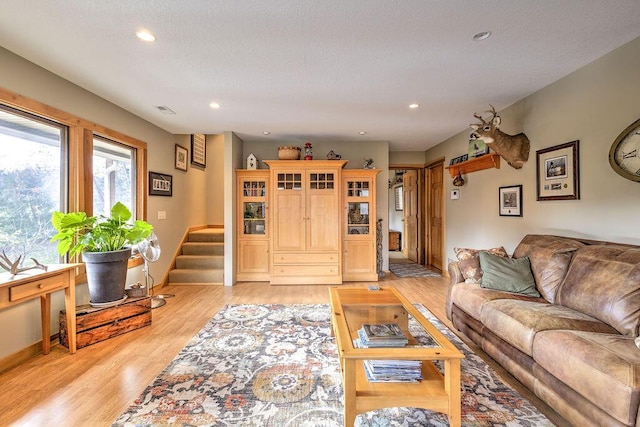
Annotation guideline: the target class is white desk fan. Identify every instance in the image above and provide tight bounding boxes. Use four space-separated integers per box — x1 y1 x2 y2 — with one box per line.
137 232 173 309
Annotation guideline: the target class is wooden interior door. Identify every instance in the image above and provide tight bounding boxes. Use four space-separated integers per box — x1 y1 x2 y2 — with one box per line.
427 161 444 271
402 170 419 262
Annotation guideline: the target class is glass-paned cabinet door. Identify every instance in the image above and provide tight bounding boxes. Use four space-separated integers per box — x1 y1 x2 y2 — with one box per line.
347 180 369 197
243 201 266 235
243 180 266 197
347 201 370 235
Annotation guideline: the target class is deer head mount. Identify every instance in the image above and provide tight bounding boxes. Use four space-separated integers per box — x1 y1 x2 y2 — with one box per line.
470 105 530 169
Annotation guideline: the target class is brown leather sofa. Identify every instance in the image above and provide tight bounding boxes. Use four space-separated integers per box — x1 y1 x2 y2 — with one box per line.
446 234 640 427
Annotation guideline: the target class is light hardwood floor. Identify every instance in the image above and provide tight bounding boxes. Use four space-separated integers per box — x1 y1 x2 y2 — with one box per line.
0 273 566 427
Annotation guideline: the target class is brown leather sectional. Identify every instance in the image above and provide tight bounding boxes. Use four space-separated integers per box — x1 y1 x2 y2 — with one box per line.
446 234 640 426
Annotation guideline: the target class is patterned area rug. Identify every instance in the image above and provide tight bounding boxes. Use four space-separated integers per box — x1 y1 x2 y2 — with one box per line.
389 261 442 278
113 304 552 426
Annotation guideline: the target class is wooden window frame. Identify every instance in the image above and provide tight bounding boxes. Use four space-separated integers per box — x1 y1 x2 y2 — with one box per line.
0 87 148 274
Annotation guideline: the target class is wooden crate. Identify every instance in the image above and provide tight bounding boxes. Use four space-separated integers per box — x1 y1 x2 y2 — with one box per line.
59 296 151 349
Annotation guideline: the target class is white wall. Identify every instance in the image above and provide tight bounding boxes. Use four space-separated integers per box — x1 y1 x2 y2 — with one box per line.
206 134 225 225
225 132 245 286
425 36 640 263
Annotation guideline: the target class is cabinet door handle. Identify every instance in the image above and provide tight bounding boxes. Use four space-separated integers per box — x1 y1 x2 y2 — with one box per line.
38 283 44 289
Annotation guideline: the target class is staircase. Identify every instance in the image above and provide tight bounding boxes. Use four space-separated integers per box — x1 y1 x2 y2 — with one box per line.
168 229 224 285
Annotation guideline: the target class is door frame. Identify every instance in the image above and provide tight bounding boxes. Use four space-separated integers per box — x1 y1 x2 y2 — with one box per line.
389 164 425 265
424 158 446 272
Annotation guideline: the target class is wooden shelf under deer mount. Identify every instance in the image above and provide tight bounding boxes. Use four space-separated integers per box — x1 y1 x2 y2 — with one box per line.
445 153 500 178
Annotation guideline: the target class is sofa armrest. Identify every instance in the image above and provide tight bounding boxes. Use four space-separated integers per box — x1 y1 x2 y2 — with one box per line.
445 261 464 321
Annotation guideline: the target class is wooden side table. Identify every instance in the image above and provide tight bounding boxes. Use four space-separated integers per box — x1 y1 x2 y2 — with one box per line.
0 264 78 354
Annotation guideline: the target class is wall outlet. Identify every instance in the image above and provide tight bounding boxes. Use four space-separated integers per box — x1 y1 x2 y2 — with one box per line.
158 210 166 220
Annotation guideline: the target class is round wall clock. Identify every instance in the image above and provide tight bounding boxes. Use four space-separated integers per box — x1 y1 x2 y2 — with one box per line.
609 117 640 182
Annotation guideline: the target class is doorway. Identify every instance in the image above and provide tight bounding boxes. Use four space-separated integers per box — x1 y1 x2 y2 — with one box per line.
387 164 444 275
387 168 423 265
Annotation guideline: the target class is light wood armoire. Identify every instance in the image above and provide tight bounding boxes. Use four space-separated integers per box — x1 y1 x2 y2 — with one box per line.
236 160 379 284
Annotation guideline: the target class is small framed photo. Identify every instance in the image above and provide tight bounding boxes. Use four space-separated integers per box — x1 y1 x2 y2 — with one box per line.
536 140 580 201
191 134 206 168
499 185 522 217
175 144 188 171
149 171 173 197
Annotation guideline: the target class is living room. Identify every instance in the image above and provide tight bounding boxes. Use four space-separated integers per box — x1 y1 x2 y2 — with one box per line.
1 3 640 426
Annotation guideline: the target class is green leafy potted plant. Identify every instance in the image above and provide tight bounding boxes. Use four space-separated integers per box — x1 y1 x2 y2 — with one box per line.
51 202 153 304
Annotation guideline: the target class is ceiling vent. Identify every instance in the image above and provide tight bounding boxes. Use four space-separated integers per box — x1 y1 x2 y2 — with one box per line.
154 105 176 115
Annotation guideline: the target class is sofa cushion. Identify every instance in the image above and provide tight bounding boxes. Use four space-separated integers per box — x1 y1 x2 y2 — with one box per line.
513 234 584 303
556 245 640 337
479 252 540 297
533 330 640 426
481 299 618 356
450 282 543 321
454 246 508 283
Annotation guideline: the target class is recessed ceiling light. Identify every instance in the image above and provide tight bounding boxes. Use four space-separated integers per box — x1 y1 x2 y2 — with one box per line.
263 131 271 135
136 30 156 42
472 31 492 41
409 103 420 109
359 131 367 135
209 102 221 109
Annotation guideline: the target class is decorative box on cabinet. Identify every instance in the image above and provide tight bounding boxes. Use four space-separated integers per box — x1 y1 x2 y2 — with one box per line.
265 160 347 285
236 170 270 281
59 297 151 349
342 169 380 281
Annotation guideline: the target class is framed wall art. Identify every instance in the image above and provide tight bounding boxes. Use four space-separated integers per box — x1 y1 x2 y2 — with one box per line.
149 171 173 196
499 185 522 217
175 144 188 171
394 185 403 211
191 133 206 168
536 140 580 201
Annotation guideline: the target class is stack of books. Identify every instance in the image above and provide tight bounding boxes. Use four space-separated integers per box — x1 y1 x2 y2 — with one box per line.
362 359 423 383
353 323 422 383
357 323 409 347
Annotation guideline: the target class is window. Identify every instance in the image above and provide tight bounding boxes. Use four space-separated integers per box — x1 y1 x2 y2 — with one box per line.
0 105 67 264
93 136 136 218
0 88 148 270
394 186 403 211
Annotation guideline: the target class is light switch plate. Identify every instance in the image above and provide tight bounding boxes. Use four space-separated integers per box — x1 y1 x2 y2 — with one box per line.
451 189 460 200
158 210 167 220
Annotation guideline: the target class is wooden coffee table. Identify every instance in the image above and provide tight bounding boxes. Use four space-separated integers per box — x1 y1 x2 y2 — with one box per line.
329 286 464 426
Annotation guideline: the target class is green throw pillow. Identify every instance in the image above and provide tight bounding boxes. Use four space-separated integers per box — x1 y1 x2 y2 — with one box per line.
478 251 541 297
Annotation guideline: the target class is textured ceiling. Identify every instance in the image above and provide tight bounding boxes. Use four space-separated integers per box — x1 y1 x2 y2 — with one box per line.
1 1 640 151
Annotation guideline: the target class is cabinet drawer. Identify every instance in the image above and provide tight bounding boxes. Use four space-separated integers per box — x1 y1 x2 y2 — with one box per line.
9 275 64 301
273 252 339 264
272 264 339 277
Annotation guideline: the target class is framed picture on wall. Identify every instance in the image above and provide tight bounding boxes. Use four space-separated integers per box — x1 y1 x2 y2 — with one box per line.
499 185 522 217
175 144 188 171
149 171 173 196
536 140 580 201
191 133 206 168
394 185 403 211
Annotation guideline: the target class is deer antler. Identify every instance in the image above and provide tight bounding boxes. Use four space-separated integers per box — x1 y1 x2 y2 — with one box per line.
485 104 497 117
472 112 487 125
